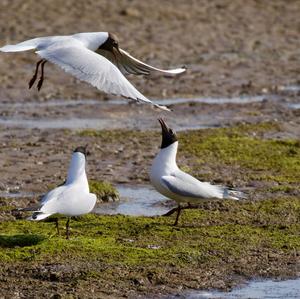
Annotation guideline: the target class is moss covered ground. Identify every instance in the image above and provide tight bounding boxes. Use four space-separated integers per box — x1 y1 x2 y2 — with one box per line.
89 180 119 202
0 197 299 297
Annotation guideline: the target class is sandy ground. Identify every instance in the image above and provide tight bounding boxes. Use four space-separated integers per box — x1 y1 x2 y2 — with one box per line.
0 0 299 102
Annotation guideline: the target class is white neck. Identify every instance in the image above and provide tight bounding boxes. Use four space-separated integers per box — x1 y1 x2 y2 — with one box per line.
155 142 178 172
72 32 109 51
66 152 89 189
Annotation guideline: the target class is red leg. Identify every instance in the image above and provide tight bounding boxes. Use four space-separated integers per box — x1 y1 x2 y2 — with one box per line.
37 60 47 91
28 59 44 89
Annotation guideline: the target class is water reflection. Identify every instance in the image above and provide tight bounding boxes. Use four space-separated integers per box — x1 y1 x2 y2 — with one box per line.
165 278 300 299
94 185 174 216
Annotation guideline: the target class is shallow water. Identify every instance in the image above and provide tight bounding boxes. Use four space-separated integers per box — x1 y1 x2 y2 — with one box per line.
153 95 278 106
89 94 278 106
0 99 100 108
286 103 300 109
0 117 216 131
0 185 173 216
167 278 300 299
278 85 300 93
0 191 36 198
0 94 278 109
0 93 296 131
0 117 132 130
94 185 174 216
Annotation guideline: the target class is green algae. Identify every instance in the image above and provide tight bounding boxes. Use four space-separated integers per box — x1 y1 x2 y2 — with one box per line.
175 122 299 184
0 197 299 297
1 122 298 295
89 180 119 201
0 197 299 265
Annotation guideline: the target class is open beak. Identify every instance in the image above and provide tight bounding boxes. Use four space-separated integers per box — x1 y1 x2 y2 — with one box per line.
158 118 169 134
158 118 178 149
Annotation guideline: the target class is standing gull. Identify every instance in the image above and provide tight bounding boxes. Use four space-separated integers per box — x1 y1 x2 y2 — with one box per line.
150 118 244 225
29 146 97 239
0 32 186 110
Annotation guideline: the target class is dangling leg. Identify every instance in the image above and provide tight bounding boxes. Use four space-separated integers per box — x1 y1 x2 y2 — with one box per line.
37 60 47 91
28 59 44 89
174 205 182 226
55 218 60 235
65 218 70 240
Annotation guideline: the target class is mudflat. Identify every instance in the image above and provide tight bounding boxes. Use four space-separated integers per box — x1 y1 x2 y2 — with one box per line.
0 1 299 298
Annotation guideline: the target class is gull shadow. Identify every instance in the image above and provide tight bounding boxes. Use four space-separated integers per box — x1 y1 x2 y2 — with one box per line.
0 234 45 248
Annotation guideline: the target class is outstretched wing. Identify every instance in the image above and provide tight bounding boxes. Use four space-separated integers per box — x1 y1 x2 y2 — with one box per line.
97 47 186 76
36 44 169 111
0 37 49 52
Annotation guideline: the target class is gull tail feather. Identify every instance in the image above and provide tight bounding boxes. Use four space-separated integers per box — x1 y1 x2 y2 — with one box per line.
28 211 52 221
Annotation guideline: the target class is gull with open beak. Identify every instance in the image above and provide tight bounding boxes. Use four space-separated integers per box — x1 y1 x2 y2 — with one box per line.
0 32 186 111
28 145 97 239
150 118 245 225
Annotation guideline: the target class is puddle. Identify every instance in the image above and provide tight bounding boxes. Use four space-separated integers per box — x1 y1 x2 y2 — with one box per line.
1 185 173 217
0 99 101 108
106 95 279 106
0 118 135 130
286 103 300 109
153 95 279 106
0 93 295 131
0 94 280 109
165 278 300 299
94 185 174 216
278 85 300 93
0 191 36 198
0 117 218 131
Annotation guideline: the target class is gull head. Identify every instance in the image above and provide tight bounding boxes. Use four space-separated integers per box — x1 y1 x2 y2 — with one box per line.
98 32 119 52
158 118 178 149
73 145 90 157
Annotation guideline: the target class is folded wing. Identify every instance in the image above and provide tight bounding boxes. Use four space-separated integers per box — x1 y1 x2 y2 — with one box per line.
161 173 228 200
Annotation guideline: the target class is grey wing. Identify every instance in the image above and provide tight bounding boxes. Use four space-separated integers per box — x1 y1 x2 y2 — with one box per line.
40 185 65 205
97 47 186 76
161 172 225 199
36 44 169 111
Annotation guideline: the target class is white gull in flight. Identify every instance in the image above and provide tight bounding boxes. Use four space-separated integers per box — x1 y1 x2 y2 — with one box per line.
0 32 186 111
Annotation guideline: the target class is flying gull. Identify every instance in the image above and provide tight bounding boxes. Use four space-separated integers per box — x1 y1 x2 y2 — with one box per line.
0 32 186 110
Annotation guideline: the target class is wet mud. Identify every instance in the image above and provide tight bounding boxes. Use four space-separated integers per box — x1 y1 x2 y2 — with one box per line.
0 0 299 298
